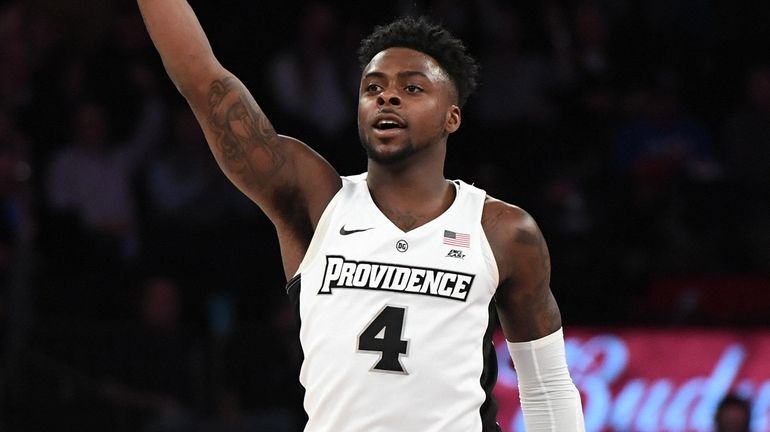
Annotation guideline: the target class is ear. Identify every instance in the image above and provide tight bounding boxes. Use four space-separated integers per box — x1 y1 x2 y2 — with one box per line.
446 105 461 134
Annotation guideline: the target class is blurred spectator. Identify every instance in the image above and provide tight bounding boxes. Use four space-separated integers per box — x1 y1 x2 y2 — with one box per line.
0 110 31 283
100 276 203 432
142 107 231 227
267 2 351 140
0 107 33 408
714 394 752 432
201 294 302 432
559 1 623 130
138 104 261 307
0 2 34 111
473 1 563 126
573 2 614 90
41 64 164 320
423 0 473 40
610 74 724 286
613 77 718 186
45 67 164 262
465 1 572 209
723 64 770 271
112 6 154 56
724 64 770 184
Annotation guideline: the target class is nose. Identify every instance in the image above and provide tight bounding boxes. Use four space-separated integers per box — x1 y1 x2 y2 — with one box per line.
377 90 401 108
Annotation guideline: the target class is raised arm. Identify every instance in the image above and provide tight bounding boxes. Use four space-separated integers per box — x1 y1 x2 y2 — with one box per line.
482 198 585 431
137 0 341 275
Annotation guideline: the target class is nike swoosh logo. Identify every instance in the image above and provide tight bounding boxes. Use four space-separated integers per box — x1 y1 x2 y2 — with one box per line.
340 225 374 236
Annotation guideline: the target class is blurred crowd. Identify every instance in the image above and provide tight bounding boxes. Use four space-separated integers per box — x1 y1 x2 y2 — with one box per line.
1 0 769 430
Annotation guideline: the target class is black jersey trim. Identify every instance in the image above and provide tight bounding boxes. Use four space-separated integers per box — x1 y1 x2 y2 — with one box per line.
284 274 309 426
286 273 301 294
480 299 501 431
285 273 302 354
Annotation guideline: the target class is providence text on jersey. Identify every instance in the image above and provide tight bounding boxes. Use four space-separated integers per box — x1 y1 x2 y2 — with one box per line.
319 255 475 301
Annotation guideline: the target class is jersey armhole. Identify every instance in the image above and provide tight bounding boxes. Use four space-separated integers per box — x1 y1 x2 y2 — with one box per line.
460 180 500 296
479 227 500 295
293 184 346 277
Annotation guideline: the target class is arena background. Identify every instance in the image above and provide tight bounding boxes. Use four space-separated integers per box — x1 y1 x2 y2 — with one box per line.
1 0 769 430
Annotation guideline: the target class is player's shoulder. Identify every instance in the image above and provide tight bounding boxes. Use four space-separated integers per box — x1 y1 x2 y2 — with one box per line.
481 195 540 242
482 196 547 281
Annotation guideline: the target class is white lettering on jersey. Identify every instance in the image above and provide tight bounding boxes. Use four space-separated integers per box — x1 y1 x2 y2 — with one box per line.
319 255 474 301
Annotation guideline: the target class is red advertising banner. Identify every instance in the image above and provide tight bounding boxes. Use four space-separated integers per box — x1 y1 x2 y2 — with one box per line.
493 328 770 431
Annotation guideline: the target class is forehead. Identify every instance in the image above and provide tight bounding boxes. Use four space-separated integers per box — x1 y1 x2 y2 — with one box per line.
362 47 450 83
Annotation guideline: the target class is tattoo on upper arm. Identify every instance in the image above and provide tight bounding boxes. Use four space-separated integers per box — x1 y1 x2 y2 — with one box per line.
514 227 539 246
514 227 560 333
488 205 562 339
515 227 551 280
207 77 285 187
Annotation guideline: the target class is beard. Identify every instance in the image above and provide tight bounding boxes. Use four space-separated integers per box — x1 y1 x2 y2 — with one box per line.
358 127 418 165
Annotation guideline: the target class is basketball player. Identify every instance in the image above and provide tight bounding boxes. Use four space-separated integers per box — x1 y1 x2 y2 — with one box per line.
137 1 585 430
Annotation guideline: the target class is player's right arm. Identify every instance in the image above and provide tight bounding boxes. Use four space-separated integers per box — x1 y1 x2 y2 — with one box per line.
137 0 341 272
483 198 585 430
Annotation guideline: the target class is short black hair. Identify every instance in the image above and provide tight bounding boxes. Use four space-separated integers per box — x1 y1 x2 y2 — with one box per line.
358 16 479 107
715 394 751 432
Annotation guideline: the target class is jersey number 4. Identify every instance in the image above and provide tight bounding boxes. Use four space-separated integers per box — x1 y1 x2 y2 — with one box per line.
357 306 409 374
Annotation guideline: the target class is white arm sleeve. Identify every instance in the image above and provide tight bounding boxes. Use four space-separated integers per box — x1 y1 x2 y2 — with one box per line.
507 327 585 431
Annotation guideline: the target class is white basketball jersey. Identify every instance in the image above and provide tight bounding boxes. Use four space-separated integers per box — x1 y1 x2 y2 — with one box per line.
286 173 501 432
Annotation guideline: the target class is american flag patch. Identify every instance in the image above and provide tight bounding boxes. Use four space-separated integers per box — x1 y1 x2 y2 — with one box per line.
443 230 470 248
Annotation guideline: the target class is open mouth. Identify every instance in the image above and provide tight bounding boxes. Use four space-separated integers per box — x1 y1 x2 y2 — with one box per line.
375 120 404 130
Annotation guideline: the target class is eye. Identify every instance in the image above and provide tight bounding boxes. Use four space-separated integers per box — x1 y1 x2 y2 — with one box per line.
405 85 423 93
365 83 382 92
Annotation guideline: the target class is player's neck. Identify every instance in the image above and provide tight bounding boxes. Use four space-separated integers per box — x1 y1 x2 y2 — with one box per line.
366 161 454 232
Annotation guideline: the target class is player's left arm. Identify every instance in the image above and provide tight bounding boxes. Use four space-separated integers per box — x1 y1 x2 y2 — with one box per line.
482 198 585 431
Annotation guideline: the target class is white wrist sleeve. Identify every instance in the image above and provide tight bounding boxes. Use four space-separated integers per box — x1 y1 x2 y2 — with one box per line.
507 327 585 431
